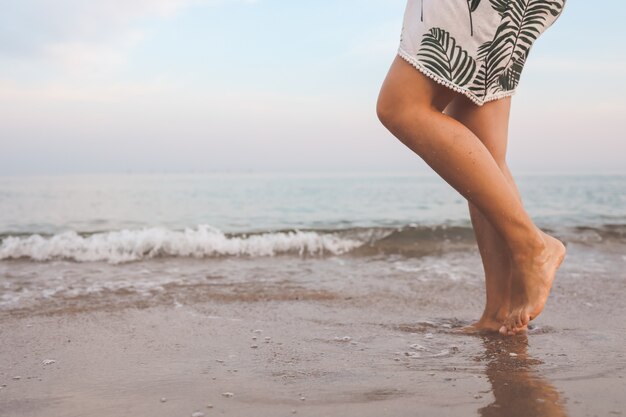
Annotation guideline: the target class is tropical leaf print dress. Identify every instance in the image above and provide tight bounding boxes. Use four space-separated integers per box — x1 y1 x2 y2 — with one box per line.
398 0 567 106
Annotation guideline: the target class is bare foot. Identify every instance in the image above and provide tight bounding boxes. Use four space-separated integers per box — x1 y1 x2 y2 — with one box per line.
461 320 528 335
499 230 566 336
462 308 522 334
461 318 505 334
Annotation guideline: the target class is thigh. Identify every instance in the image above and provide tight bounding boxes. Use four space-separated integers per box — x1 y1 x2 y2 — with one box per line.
444 95 512 163
378 55 460 114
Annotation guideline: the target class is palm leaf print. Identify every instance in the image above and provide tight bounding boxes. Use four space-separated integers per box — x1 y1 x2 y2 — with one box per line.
476 40 492 61
470 0 565 96
468 40 493 99
489 0 509 16
467 0 482 36
417 27 477 87
497 0 565 89
498 49 529 90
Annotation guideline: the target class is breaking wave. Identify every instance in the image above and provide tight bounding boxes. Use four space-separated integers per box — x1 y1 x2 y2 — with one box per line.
1 223 624 264
0 225 364 264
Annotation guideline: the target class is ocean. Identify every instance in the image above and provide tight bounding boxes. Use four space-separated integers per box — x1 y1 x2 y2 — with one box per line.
1 172 625 315
2 172 626 417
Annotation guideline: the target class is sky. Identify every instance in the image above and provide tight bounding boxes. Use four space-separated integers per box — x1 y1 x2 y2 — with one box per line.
0 0 624 176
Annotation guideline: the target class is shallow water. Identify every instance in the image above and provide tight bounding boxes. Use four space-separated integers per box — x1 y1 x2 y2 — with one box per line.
1 172 625 416
1 172 624 308
1 257 624 417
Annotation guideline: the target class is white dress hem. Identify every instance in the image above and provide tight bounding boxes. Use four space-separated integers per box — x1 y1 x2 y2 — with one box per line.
397 46 517 107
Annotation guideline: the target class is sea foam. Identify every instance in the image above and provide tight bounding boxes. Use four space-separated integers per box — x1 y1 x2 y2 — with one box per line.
0 225 363 264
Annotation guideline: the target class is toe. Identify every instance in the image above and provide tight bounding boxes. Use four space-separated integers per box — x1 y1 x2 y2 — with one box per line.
513 323 529 335
500 316 517 336
504 319 514 332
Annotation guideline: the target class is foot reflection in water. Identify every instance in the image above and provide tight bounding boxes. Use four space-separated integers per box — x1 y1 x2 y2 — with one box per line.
478 334 568 417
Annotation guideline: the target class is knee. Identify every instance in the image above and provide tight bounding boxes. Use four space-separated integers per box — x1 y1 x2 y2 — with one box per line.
376 89 398 130
376 89 421 135
377 96 434 150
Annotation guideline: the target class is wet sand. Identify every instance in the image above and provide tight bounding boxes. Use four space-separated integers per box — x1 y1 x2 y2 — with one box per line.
2 249 626 417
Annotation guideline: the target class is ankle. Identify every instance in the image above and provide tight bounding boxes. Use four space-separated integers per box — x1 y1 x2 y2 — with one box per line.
510 227 545 263
481 306 509 322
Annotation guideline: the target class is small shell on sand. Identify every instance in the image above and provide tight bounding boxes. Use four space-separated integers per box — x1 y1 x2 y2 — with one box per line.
253 329 263 334
251 344 259 349
334 336 351 342
12 376 21 380
222 392 235 398
42 359 56 366
509 353 518 357
160 397 167 403
207 403 213 408
409 343 426 351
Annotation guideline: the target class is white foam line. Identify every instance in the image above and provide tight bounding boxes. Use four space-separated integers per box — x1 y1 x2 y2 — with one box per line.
0 225 364 264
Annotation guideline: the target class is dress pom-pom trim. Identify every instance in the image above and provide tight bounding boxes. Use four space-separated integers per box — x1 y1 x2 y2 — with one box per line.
397 47 516 107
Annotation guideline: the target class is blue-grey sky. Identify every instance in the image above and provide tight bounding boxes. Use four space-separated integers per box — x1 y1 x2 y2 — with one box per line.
0 0 624 175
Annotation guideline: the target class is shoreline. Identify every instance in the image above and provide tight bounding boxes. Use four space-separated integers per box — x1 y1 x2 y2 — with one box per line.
2 263 625 417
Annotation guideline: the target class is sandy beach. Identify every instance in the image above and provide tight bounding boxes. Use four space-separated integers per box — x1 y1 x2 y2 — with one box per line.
2 236 625 417
2 174 625 416
0 0 622 412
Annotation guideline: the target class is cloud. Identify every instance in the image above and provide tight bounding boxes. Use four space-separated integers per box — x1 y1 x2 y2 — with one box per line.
0 0 256 76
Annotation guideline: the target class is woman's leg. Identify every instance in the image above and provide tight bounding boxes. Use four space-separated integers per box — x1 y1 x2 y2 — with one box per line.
445 95 520 332
376 56 566 334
